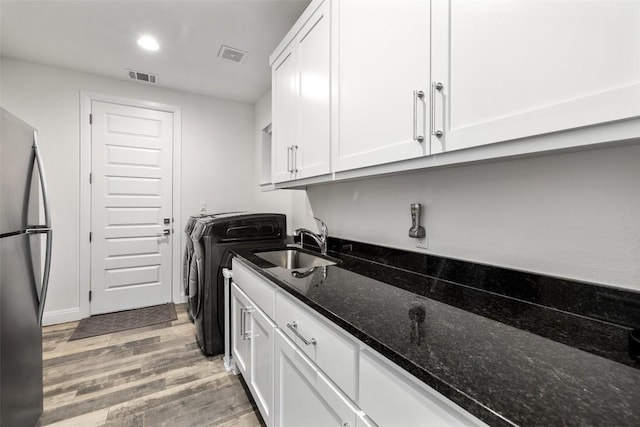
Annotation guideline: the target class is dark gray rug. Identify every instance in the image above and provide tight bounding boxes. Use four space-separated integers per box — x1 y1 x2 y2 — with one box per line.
69 303 177 341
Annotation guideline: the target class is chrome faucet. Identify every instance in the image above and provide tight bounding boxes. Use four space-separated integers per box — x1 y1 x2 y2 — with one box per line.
293 217 328 255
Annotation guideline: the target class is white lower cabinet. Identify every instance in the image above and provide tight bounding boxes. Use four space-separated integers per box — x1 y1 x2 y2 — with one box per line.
359 349 487 427
230 283 251 376
274 329 360 427
231 282 275 426
275 292 358 400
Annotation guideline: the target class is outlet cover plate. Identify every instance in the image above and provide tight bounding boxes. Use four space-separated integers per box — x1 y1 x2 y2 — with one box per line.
416 236 428 249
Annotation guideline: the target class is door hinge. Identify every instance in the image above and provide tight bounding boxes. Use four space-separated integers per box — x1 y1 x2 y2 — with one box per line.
89 113 93 125
89 290 92 302
89 232 92 242
89 173 92 184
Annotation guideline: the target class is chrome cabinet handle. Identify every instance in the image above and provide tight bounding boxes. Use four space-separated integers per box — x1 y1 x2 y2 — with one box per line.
241 307 254 340
287 146 293 173
33 131 52 327
413 90 425 143
245 308 254 339
431 82 444 138
154 229 171 237
286 321 316 345
240 307 246 338
292 145 299 173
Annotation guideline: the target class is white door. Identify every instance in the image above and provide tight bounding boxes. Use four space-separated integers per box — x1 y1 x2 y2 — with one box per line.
231 283 251 376
272 49 298 183
249 302 276 426
334 0 430 172
90 101 173 314
274 330 357 427
430 0 640 153
296 0 331 180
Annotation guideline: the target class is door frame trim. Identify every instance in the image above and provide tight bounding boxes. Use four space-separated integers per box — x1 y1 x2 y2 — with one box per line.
79 92 183 318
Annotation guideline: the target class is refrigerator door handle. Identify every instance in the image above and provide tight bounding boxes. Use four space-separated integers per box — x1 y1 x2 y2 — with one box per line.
33 130 52 326
33 131 52 228
38 229 52 326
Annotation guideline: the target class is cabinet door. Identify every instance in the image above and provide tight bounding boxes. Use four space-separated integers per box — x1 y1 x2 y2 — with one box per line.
296 0 331 179
275 292 358 399
272 48 298 183
274 330 358 427
359 349 486 427
231 283 251 377
431 0 640 154
249 305 276 426
334 0 430 172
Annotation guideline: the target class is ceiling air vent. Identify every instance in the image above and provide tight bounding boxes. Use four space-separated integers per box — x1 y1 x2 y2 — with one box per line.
218 45 247 63
127 69 158 84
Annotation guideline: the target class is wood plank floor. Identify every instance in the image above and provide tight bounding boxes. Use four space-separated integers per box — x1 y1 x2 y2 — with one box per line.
41 304 265 427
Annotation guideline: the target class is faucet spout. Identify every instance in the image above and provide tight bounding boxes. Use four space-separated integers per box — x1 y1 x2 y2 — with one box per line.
293 217 328 255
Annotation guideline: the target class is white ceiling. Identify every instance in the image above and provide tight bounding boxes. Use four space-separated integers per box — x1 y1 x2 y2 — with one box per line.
0 0 310 103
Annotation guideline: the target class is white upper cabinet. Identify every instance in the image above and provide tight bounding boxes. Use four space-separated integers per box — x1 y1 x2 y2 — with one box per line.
270 0 640 187
430 0 640 154
272 49 298 183
271 0 331 183
333 0 431 172
297 3 331 179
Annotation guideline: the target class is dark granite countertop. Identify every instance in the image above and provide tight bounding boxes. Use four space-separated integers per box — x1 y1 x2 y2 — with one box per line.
232 245 640 427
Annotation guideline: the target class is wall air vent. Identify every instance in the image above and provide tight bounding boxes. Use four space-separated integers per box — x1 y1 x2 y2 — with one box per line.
127 69 158 84
218 45 247 63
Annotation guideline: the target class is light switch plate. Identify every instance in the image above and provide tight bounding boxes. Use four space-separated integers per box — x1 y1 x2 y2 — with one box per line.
416 236 428 249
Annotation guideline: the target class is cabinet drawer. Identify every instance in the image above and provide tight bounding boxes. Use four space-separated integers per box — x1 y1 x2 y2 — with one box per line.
232 259 276 320
359 349 487 427
274 329 359 427
275 292 358 399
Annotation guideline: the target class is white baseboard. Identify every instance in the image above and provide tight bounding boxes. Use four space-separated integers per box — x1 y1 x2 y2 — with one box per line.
42 307 83 326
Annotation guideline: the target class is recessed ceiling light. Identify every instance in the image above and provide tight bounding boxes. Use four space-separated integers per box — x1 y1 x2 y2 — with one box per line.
137 35 159 52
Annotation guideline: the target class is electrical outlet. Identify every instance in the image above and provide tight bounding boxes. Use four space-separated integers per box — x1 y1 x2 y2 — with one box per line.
200 201 207 212
416 236 428 249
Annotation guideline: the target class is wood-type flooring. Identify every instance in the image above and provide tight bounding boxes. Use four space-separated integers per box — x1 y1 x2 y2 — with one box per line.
41 304 264 427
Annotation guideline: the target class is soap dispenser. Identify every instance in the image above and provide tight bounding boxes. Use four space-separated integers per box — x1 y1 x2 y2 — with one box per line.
408 203 426 238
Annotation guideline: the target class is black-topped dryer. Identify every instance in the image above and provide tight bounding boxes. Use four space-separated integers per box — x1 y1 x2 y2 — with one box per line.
183 213 211 321
189 213 286 355
183 212 240 322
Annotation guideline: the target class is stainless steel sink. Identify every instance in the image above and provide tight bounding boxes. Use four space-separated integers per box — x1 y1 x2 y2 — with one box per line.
254 249 336 270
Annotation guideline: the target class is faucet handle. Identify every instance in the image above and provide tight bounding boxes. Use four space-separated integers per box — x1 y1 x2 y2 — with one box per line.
313 217 328 236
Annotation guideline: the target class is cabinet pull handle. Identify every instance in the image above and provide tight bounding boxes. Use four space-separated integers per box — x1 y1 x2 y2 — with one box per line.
287 146 293 173
292 145 299 173
245 308 254 340
286 321 316 345
431 82 444 138
413 90 425 143
240 307 253 340
239 307 246 339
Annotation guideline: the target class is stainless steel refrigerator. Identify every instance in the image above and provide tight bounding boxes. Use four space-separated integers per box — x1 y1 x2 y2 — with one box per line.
0 108 52 426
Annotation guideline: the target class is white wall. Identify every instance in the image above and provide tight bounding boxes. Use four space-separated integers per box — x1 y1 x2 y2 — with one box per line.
0 57 291 323
304 144 640 291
